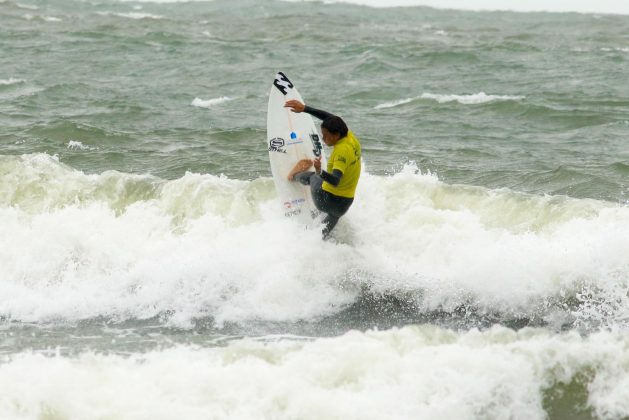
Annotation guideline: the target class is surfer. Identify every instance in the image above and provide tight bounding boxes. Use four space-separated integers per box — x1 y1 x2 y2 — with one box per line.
285 100 361 238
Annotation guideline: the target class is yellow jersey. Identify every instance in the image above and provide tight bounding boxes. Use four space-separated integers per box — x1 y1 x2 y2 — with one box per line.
322 130 361 198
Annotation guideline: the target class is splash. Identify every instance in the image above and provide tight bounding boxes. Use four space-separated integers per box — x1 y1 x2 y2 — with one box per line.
1 155 629 329
1 326 629 419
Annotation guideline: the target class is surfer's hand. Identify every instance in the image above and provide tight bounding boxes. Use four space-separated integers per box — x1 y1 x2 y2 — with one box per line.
284 100 305 113
313 156 322 174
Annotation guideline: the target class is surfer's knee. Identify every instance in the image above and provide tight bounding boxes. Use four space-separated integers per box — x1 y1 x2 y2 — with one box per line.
287 159 314 181
293 171 315 186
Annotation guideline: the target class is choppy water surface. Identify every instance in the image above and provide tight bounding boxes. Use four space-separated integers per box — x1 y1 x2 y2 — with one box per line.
1 0 629 418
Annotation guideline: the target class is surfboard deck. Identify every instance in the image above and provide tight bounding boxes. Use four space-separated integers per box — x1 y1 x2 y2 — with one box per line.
266 72 326 221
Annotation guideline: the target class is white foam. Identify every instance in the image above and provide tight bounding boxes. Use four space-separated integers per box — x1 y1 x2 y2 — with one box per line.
97 11 164 19
0 78 25 86
118 12 163 19
1 326 629 419
601 47 629 53
66 141 97 151
421 92 524 104
374 97 417 109
375 93 523 108
2 155 629 326
191 96 233 108
15 2 38 10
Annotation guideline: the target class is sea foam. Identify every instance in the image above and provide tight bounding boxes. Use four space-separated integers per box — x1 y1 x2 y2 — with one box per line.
374 93 523 108
97 11 164 19
1 326 629 419
421 92 524 104
0 78 26 86
191 96 233 108
374 97 416 109
1 154 629 328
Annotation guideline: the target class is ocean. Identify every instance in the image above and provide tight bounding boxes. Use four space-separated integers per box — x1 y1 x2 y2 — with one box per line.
1 0 629 418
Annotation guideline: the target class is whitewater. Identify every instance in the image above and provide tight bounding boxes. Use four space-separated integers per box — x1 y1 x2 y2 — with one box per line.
2 152 628 328
3 154 629 419
2 0 629 418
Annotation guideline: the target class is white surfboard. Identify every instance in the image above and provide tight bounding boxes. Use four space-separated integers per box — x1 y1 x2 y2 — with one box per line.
267 72 326 220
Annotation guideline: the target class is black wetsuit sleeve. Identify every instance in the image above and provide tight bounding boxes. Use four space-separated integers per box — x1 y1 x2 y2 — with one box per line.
306 105 342 186
320 169 343 186
304 105 334 121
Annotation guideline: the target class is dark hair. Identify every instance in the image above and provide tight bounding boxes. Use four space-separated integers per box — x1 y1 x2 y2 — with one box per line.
321 116 348 138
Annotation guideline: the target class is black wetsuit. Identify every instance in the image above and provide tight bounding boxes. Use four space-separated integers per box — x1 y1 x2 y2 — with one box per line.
293 106 354 238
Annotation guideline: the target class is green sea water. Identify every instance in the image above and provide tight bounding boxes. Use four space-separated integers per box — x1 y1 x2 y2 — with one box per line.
2 0 629 200
2 1 629 419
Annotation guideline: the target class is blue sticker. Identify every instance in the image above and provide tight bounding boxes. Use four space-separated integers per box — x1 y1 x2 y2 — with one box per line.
290 132 297 139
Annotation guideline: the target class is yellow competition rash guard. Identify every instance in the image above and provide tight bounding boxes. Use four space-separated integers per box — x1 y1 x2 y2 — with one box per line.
322 130 361 198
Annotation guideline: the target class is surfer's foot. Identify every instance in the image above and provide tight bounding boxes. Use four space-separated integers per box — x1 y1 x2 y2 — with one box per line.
287 159 313 181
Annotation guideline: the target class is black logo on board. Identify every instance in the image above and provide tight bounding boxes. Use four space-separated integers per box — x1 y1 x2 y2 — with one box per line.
273 72 294 95
268 137 287 153
310 133 323 157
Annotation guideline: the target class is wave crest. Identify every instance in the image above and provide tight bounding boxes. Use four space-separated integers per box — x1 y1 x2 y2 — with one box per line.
1 155 628 329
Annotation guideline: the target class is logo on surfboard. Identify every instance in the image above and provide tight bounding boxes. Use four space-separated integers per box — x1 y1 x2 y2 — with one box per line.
287 134 303 145
273 72 294 95
268 137 287 153
284 198 306 209
310 133 323 157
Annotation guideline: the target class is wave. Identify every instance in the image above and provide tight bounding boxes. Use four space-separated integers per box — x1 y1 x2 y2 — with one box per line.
0 78 26 86
97 11 164 19
374 97 416 109
600 47 629 53
1 154 629 329
374 93 523 108
114 12 163 19
191 96 233 108
421 92 524 104
14 2 38 9
1 326 629 419
66 140 98 151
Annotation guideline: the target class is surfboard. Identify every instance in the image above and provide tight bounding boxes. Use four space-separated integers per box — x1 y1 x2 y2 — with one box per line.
267 72 326 220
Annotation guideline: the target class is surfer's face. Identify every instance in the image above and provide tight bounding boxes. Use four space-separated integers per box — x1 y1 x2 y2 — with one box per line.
321 127 341 146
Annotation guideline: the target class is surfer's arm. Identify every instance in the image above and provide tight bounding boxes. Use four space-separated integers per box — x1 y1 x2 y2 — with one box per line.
303 105 334 121
313 155 342 186
320 169 343 186
284 100 335 121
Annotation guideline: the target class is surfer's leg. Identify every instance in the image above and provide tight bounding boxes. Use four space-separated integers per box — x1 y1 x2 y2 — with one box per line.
309 175 326 211
308 175 354 216
287 159 314 181
309 180 354 237
322 215 340 239
293 171 315 186
321 194 353 237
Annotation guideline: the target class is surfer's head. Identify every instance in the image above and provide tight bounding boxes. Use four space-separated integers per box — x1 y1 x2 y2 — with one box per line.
321 116 348 146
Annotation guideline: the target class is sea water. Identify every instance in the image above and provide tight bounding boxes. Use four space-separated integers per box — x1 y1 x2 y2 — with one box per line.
1 0 629 418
